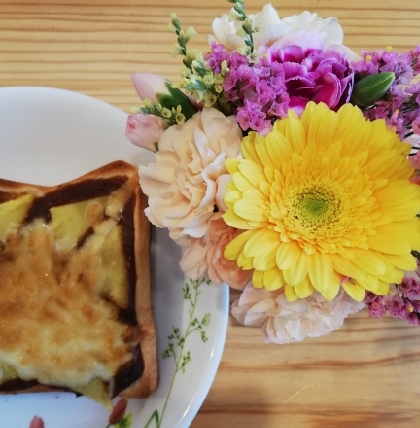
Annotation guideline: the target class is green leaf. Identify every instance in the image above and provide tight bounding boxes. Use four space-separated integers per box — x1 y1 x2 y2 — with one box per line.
155 82 197 120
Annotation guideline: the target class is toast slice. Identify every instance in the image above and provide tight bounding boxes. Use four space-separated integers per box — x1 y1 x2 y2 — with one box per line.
0 160 157 407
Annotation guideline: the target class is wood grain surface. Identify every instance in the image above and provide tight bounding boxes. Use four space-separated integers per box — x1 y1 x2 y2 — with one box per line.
1 1 420 427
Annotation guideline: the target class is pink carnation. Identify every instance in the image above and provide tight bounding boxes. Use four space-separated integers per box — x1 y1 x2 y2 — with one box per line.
180 213 252 290
232 283 364 344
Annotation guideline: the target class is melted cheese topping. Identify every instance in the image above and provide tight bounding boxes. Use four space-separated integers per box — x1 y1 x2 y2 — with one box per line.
0 220 135 389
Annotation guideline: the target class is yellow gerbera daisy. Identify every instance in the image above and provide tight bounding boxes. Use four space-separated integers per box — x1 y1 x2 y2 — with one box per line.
223 102 420 302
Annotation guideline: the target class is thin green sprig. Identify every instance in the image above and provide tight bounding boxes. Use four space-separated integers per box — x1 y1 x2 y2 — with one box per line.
137 98 185 125
227 0 255 55
169 13 197 69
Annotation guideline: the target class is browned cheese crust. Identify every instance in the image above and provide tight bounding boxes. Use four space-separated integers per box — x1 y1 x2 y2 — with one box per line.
0 160 158 399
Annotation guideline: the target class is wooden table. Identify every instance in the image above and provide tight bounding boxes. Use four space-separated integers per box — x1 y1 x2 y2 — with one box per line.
1 1 420 426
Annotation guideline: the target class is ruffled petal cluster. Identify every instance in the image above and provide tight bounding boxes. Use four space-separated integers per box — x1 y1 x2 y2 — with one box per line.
180 213 252 289
232 282 364 344
211 6 351 55
224 102 420 301
139 108 242 244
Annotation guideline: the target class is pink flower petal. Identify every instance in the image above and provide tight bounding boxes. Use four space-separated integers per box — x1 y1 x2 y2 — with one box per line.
29 416 45 428
312 72 341 107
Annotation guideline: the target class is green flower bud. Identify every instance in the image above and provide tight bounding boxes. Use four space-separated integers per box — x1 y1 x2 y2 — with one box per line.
351 72 396 107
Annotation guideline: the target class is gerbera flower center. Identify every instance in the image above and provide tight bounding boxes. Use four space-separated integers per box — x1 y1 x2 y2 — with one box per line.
296 187 335 225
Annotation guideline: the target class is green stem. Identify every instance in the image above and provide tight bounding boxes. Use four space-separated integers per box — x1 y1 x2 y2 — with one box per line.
156 279 202 427
144 410 159 428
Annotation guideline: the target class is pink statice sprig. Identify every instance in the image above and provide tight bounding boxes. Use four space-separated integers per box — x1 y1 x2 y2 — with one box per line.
352 46 420 140
365 276 420 325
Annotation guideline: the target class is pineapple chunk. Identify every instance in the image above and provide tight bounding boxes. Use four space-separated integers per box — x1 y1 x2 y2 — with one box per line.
51 200 91 250
72 377 112 409
0 194 34 242
101 225 128 308
0 363 18 384
51 197 109 250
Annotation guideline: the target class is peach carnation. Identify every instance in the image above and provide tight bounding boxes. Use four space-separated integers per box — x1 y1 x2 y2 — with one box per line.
232 282 364 344
139 108 242 244
180 213 252 289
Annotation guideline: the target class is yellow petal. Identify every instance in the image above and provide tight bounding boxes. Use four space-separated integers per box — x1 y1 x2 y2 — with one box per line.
366 149 405 180
283 251 310 286
376 220 420 250
341 281 366 301
386 253 417 271
233 199 267 223
223 209 256 229
383 201 420 222
244 229 279 258
241 133 262 166
282 111 306 154
308 252 334 293
375 180 420 208
284 284 298 301
232 171 257 192
329 254 366 282
375 280 390 296
253 252 277 270
237 159 267 189
275 241 300 270
313 108 339 148
350 248 386 276
224 190 242 209
238 251 255 270
376 254 402 284
356 273 379 293
366 233 410 256
252 270 264 288
294 276 315 298
224 230 255 260
263 267 284 291
265 131 293 168
225 158 240 174
319 273 340 301
255 133 276 169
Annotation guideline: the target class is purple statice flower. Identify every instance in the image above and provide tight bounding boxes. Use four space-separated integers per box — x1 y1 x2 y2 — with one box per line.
386 294 407 319
365 276 420 325
364 292 387 318
236 100 272 135
406 82 420 107
406 312 420 325
204 43 229 74
351 47 420 140
204 43 248 74
221 56 290 134
409 45 420 74
353 49 413 85
398 276 420 300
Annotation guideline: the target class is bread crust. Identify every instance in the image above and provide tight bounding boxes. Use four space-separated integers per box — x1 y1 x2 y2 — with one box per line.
0 160 158 399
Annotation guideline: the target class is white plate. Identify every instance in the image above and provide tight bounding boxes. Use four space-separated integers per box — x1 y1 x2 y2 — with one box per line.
0 87 229 428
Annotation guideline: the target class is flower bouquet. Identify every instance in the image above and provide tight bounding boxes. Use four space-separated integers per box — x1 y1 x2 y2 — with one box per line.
125 0 420 344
